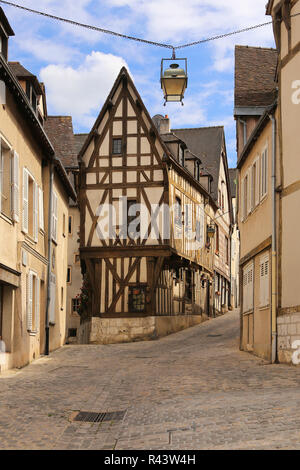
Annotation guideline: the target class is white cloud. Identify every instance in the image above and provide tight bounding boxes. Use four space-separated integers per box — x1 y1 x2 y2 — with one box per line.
40 51 129 127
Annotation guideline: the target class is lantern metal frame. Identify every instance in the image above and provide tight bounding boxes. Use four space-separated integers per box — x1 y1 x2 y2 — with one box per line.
160 52 188 106
207 224 216 239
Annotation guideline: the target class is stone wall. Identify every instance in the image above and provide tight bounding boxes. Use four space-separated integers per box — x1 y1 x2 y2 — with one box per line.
78 314 208 345
277 313 300 364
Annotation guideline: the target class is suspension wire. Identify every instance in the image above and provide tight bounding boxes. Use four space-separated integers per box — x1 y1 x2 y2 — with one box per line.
1 0 300 53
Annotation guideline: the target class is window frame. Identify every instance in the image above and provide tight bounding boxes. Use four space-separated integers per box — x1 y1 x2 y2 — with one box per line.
112 138 122 156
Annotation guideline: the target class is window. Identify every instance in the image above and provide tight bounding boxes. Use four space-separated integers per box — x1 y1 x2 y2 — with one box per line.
63 213 66 237
185 270 193 301
23 168 38 241
112 139 122 155
68 215 73 235
0 140 12 219
260 147 268 199
251 161 257 210
196 204 204 248
128 285 146 312
67 267 72 284
74 253 80 264
195 161 201 180
179 146 185 166
175 197 182 227
51 191 58 242
127 199 139 239
215 225 219 254
260 253 270 308
243 262 254 313
242 174 248 221
27 272 40 333
225 237 229 265
38 187 44 231
25 81 37 114
68 328 77 338
72 298 80 315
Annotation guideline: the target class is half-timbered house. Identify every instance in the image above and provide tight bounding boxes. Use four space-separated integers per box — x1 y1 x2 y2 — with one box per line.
78 67 220 344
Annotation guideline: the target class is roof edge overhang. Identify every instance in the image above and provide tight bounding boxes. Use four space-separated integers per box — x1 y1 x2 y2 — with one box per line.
0 56 76 201
234 106 268 117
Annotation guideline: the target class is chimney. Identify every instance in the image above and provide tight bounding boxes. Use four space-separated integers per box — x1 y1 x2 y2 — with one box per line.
159 115 170 134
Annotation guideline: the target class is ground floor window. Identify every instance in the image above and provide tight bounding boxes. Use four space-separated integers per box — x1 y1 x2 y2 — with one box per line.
185 270 193 302
72 298 80 315
128 285 146 313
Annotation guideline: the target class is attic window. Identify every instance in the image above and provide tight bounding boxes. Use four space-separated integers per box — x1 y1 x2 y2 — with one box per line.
179 146 185 167
196 161 201 181
112 139 122 155
26 81 37 114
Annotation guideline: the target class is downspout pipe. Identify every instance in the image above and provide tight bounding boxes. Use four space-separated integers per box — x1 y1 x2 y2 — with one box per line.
45 161 54 356
269 113 277 364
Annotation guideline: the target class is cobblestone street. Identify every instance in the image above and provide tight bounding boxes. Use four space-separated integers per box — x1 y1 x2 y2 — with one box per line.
1 310 300 450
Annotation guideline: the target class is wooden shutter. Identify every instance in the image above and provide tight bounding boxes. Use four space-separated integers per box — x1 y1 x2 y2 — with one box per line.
35 276 40 332
39 187 44 231
247 169 251 215
33 181 38 241
22 168 29 233
49 273 56 324
27 272 33 331
200 204 204 248
12 151 19 222
243 262 254 313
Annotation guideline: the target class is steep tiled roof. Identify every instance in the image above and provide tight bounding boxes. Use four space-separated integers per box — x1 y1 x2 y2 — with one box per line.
44 116 78 168
234 46 278 108
8 61 42 94
74 134 88 156
172 127 225 202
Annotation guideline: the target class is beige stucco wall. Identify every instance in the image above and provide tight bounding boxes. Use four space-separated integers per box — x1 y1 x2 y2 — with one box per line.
0 85 70 371
239 121 273 260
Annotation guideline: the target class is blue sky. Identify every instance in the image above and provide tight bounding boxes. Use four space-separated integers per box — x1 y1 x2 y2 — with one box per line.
3 0 275 167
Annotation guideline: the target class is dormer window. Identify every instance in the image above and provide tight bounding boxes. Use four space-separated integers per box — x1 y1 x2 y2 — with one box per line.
196 161 201 181
26 81 37 113
179 146 185 167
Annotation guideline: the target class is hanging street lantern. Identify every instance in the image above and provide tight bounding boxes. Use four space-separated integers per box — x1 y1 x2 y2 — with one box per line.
161 49 188 105
207 224 216 239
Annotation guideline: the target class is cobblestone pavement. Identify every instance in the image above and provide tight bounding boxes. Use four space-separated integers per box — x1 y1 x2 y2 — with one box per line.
1 310 300 450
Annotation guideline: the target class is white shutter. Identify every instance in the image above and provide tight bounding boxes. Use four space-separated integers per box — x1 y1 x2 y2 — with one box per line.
247 169 251 215
49 273 56 324
12 151 19 222
22 168 29 233
255 157 260 206
33 181 38 242
260 253 270 307
243 262 254 313
27 272 33 331
52 191 58 241
0 139 2 214
35 276 40 333
240 178 244 221
39 187 44 231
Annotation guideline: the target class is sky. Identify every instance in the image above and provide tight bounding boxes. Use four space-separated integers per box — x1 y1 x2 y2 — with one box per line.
2 0 276 167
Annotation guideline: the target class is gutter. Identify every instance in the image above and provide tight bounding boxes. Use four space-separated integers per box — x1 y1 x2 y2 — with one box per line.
45 162 54 356
269 112 277 363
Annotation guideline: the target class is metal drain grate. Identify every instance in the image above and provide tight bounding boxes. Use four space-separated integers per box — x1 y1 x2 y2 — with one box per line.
73 410 126 423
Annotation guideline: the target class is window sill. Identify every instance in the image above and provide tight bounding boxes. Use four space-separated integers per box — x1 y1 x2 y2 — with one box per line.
259 305 270 311
0 212 13 225
243 310 254 316
25 235 37 246
28 331 38 337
